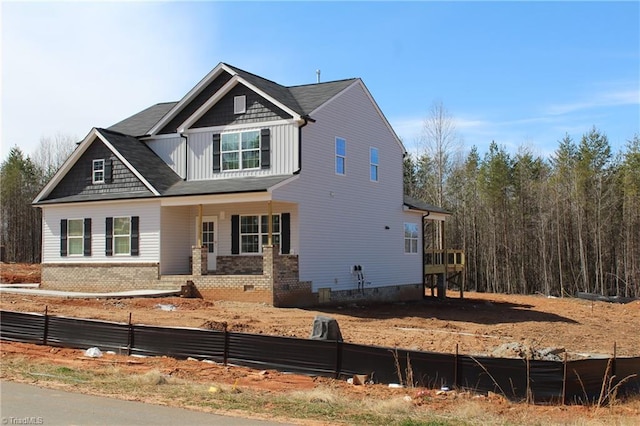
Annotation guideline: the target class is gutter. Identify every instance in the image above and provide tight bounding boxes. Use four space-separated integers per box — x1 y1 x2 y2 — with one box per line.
295 115 315 175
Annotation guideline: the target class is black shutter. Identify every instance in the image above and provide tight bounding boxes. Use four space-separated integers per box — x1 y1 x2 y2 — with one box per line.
83 218 91 256
212 133 221 173
104 159 113 183
131 216 139 256
281 213 290 254
60 219 68 257
105 217 113 256
261 128 271 169
231 215 239 255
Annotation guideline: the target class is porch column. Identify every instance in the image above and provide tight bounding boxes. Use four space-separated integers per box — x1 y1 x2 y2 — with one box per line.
192 246 207 276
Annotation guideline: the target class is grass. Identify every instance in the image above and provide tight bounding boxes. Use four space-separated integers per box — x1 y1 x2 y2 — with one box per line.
2 354 639 426
0 356 459 425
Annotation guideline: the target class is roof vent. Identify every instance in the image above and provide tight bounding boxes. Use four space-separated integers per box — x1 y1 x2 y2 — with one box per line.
316 69 321 84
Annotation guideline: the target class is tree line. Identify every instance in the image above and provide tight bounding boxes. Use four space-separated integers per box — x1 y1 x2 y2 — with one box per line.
405 104 639 298
1 135 76 263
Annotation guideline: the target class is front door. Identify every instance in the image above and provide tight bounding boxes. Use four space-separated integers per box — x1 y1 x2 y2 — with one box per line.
196 216 217 271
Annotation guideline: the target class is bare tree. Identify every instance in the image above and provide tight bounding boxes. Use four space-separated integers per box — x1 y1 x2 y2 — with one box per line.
31 132 77 183
419 100 462 207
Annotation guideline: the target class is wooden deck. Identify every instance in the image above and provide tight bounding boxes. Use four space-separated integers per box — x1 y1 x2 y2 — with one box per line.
424 249 465 275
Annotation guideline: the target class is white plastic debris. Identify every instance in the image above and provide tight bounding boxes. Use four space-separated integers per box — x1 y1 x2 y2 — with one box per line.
388 383 403 388
84 347 103 358
155 304 176 311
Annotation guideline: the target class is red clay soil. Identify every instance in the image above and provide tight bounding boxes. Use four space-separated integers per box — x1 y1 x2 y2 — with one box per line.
1 263 639 358
2 263 640 424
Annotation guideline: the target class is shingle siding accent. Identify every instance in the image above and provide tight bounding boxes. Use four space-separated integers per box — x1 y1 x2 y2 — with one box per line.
46 138 151 200
159 72 233 134
192 84 292 128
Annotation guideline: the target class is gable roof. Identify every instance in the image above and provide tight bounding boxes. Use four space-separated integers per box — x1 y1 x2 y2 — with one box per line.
33 127 183 204
110 63 359 137
108 102 178 137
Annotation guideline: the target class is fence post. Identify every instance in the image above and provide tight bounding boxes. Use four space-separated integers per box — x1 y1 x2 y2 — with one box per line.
335 340 343 379
612 342 617 379
223 323 229 366
43 306 49 346
454 343 458 389
526 356 531 404
127 312 133 356
562 352 567 405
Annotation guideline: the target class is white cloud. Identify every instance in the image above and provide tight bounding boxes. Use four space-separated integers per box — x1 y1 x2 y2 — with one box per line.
1 2 221 158
546 84 640 116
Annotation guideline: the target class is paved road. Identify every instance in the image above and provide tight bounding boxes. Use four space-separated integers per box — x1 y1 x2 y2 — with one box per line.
1 381 290 426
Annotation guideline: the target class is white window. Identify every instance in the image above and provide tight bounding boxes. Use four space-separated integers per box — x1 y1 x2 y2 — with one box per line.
404 223 419 254
336 137 346 175
113 217 131 255
234 95 246 114
67 219 84 256
370 147 379 181
92 159 104 184
240 214 280 254
221 130 260 171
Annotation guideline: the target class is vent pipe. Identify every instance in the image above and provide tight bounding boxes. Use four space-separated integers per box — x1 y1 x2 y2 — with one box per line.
316 69 321 83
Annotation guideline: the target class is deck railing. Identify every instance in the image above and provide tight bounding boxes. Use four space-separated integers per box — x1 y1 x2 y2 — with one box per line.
424 249 465 274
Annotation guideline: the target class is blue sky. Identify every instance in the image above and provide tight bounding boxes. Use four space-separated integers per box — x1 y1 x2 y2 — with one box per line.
2 1 638 161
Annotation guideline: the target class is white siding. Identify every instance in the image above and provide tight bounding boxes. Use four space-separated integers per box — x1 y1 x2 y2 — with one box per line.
186 123 298 181
146 136 186 178
41 200 161 264
160 206 192 274
273 82 423 292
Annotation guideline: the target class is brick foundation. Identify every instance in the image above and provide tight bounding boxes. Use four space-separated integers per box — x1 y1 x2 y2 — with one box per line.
41 263 161 292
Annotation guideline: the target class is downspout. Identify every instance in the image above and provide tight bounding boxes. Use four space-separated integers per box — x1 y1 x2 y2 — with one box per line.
180 133 188 180
295 115 315 174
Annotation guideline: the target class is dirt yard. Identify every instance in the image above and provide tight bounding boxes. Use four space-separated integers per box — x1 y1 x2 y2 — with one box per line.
2 263 639 424
1 263 638 358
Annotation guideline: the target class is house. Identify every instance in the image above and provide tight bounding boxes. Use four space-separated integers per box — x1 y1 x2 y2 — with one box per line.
33 62 451 307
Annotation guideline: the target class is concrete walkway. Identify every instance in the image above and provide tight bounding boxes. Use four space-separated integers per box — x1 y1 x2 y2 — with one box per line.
0 285 181 299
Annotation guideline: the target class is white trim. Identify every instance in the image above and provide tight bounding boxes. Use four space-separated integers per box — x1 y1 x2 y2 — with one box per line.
39 197 159 209
335 136 346 176
177 76 301 133
177 76 240 132
34 128 100 203
369 146 379 182
183 119 296 135
66 217 85 257
92 159 105 184
311 79 405 154
267 174 299 192
160 192 272 207
148 62 232 135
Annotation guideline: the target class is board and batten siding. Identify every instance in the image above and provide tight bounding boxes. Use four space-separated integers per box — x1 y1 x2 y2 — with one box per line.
272 81 423 292
185 123 298 181
146 136 186 179
41 201 161 264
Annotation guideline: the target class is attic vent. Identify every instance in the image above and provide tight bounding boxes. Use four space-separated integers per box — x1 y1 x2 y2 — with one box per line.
234 95 246 114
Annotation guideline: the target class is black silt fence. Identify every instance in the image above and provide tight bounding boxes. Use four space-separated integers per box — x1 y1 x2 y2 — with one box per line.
1 309 638 403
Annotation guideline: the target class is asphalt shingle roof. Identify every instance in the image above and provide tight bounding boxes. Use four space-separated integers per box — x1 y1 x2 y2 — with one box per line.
108 102 178 137
97 128 183 194
403 195 451 215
